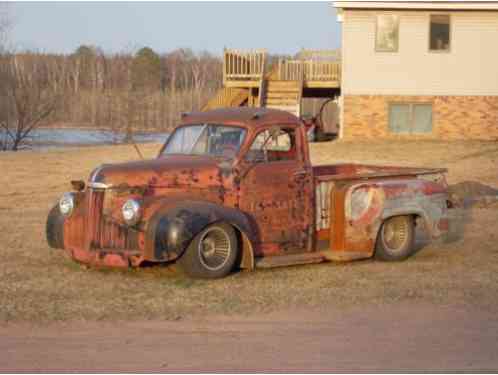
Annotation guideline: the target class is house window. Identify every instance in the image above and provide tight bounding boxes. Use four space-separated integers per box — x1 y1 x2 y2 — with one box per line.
430 15 450 51
389 103 433 134
376 14 399 52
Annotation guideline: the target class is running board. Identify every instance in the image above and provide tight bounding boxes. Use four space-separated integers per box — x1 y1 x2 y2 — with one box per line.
321 251 371 262
255 253 324 269
255 251 371 269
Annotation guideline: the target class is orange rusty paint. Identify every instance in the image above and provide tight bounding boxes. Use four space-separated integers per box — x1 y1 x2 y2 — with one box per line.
68 247 142 268
331 188 347 251
316 229 329 241
52 107 449 271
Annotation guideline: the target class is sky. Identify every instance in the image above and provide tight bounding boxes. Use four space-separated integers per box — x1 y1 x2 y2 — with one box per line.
7 1 341 55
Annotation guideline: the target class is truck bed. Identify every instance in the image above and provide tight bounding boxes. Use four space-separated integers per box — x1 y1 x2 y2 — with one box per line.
313 163 447 182
313 163 447 231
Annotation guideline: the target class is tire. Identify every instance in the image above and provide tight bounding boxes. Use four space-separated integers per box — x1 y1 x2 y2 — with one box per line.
375 215 415 261
46 204 65 249
178 222 238 279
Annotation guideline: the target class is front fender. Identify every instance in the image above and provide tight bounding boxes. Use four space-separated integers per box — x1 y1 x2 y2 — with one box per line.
143 200 256 264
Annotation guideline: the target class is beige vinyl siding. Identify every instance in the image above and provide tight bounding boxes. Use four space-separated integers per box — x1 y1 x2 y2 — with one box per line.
342 10 498 96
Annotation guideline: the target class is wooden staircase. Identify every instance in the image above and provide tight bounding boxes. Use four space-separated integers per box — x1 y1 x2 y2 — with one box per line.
202 87 249 111
261 80 302 117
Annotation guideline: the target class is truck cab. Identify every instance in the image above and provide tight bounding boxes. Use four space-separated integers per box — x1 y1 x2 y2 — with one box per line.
47 108 449 278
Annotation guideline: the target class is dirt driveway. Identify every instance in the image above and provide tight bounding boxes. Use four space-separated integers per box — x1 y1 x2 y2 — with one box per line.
1 303 497 372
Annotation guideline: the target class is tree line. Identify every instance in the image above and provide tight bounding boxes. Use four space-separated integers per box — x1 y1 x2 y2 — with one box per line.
0 45 223 150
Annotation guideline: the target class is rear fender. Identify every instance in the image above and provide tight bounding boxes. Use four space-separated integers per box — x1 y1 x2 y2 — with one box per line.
340 179 448 254
381 195 448 239
144 200 256 269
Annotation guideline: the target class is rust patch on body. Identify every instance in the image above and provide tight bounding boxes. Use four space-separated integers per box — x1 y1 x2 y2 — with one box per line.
51 108 449 272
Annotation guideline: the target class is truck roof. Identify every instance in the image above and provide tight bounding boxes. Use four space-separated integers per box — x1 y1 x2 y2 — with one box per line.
180 107 302 129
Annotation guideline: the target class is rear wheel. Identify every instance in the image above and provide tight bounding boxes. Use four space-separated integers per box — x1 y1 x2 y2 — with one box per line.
375 215 415 261
178 223 238 279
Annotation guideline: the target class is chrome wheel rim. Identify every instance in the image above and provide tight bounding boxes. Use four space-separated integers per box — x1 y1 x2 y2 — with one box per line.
198 227 231 271
382 217 409 253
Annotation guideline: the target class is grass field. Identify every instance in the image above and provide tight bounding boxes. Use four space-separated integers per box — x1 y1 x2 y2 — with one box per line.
1 140 498 322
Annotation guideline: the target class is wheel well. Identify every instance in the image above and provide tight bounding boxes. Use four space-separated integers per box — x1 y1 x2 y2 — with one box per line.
184 220 255 271
231 225 255 271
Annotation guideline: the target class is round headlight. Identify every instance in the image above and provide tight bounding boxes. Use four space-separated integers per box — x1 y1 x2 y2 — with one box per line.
122 199 141 225
59 192 75 216
350 187 372 221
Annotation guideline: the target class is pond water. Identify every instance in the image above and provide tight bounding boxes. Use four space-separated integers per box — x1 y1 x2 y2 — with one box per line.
1 128 170 151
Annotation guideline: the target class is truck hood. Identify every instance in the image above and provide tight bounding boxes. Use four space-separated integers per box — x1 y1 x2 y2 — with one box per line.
89 155 226 189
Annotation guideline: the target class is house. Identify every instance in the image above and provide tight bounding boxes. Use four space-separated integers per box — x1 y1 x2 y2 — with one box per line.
334 1 498 140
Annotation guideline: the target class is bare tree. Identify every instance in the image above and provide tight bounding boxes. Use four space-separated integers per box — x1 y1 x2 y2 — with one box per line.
0 54 59 151
0 43 224 146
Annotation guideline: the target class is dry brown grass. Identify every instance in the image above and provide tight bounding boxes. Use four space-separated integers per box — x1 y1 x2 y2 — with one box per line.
1 140 498 322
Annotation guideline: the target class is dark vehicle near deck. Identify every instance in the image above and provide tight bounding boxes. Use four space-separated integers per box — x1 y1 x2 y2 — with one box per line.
47 108 449 278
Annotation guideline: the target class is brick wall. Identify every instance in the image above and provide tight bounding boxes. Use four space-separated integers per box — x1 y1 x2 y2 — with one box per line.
342 95 498 140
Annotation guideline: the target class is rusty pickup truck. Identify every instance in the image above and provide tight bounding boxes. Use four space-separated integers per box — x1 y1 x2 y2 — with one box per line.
46 108 449 279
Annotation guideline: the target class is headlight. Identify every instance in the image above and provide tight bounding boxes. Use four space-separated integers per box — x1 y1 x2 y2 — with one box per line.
350 187 372 221
59 192 75 216
122 199 141 225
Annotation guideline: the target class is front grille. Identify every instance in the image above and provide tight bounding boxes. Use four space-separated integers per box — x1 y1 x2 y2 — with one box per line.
86 189 138 251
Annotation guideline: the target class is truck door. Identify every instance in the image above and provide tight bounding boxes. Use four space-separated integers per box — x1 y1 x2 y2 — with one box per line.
237 125 313 255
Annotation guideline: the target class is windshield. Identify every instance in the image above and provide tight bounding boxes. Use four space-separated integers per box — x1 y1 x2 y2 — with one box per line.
162 124 246 160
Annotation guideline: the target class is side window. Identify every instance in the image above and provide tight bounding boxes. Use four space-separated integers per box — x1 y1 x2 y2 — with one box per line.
245 127 296 163
376 14 399 52
430 14 450 52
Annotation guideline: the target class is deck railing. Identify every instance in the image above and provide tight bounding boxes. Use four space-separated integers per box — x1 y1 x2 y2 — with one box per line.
277 59 341 82
223 48 341 86
223 49 266 86
296 49 341 61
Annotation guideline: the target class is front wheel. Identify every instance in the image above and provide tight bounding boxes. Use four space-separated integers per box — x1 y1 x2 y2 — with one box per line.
178 223 238 279
46 204 65 249
375 216 415 261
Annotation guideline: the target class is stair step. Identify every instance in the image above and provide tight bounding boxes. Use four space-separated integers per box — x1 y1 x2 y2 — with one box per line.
267 80 300 87
267 104 299 112
266 88 300 93
266 92 300 99
266 98 298 105
265 103 299 109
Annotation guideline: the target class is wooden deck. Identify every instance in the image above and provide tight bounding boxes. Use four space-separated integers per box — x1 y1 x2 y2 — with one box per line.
204 49 341 116
223 49 340 88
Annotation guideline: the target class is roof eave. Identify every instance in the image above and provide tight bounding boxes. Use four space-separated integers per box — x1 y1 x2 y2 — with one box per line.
333 1 498 11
